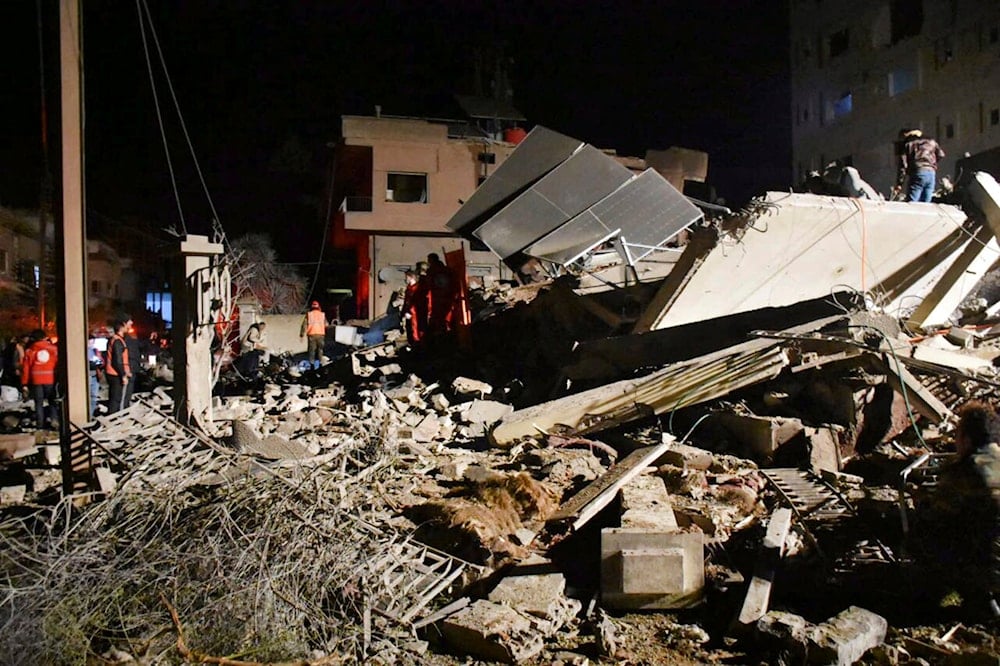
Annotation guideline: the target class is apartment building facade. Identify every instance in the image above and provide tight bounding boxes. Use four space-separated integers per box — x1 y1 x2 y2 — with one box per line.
790 0 1000 195
329 115 520 320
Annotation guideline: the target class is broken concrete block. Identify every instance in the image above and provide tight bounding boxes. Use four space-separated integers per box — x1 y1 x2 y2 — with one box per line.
600 528 703 609
656 442 714 471
95 467 117 495
620 474 678 531
431 393 450 412
714 413 805 462
413 413 441 442
804 426 841 474
808 606 887 666
441 599 545 663
487 570 580 630
463 399 515 426
756 610 809 659
452 376 493 398
0 485 27 505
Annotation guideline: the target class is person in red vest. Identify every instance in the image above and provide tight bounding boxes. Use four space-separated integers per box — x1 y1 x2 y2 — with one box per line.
300 301 328 370
401 270 423 346
21 329 59 430
425 253 456 338
105 318 131 414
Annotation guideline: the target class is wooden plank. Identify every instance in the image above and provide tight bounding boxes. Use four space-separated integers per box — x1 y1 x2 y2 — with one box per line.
546 443 668 530
736 508 792 626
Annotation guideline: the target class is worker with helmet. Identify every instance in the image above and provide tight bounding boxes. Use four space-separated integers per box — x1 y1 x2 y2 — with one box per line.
300 300 328 370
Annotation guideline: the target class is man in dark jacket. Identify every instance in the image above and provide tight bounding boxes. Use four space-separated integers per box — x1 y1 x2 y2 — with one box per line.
105 318 131 414
123 317 142 407
895 128 945 202
21 329 58 430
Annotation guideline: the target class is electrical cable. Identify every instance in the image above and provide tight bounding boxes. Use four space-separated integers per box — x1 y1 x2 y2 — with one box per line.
305 163 335 304
135 0 187 235
139 0 224 240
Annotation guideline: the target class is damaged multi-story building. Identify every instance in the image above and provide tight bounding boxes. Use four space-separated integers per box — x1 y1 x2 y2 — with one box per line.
790 0 1000 193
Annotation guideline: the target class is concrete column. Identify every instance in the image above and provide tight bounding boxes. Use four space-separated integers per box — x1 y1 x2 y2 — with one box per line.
58 0 90 496
171 235 223 426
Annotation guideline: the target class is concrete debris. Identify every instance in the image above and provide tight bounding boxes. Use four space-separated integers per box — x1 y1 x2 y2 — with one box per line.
9 159 1000 664
440 599 545 663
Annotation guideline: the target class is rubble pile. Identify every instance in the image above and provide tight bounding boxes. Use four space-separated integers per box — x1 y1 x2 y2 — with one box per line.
3 133 1000 663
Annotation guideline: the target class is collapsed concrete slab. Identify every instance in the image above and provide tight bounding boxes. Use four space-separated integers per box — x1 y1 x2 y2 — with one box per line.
636 192 970 332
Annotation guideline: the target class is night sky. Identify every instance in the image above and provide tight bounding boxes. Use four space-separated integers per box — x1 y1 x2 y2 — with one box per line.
2 1 791 264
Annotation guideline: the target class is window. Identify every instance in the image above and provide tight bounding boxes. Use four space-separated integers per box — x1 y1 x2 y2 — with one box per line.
0 249 8 274
889 65 917 96
991 27 999 44
890 0 923 44
945 123 955 139
992 109 1000 126
833 92 852 119
91 280 101 295
828 29 849 58
385 173 428 203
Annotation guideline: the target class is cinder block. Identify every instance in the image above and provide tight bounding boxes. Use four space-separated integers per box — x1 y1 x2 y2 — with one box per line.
620 474 678 531
600 528 703 609
808 606 887 666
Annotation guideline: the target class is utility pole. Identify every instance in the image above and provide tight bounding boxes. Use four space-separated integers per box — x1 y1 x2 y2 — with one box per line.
57 0 90 495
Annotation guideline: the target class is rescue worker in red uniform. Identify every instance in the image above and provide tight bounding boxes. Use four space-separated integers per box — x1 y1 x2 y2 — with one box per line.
21 329 59 430
401 270 423 346
300 301 327 370
425 253 456 338
105 318 131 414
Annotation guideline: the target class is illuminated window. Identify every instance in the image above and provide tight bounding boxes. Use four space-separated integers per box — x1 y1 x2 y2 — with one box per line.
889 66 917 96
833 92 853 118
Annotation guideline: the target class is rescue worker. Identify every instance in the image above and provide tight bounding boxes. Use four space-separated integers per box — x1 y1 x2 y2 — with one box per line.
239 321 269 376
300 301 327 369
894 128 945 203
425 253 455 338
401 270 422 346
105 318 131 414
21 329 58 430
123 316 142 407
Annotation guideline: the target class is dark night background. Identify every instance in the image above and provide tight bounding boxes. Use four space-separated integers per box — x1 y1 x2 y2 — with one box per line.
1 1 791 266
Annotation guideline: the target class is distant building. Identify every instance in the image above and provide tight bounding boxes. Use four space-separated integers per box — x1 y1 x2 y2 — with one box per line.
327 113 524 320
790 0 1000 195
0 207 45 296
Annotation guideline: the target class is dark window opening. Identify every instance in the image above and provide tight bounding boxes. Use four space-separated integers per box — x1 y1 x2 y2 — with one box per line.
946 123 955 139
829 29 849 57
386 173 428 203
990 26 999 44
991 109 1000 126
890 0 923 44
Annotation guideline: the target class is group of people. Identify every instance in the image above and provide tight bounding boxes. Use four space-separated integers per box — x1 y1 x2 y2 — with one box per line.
401 252 458 347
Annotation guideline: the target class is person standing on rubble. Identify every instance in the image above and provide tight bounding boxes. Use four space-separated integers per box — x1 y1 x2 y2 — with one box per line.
894 128 945 203
239 321 269 377
21 329 58 430
919 400 1000 621
425 253 456 339
122 316 141 407
401 270 423 346
105 318 131 414
300 301 327 370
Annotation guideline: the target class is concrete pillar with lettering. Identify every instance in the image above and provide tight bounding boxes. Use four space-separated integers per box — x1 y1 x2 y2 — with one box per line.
172 235 224 427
